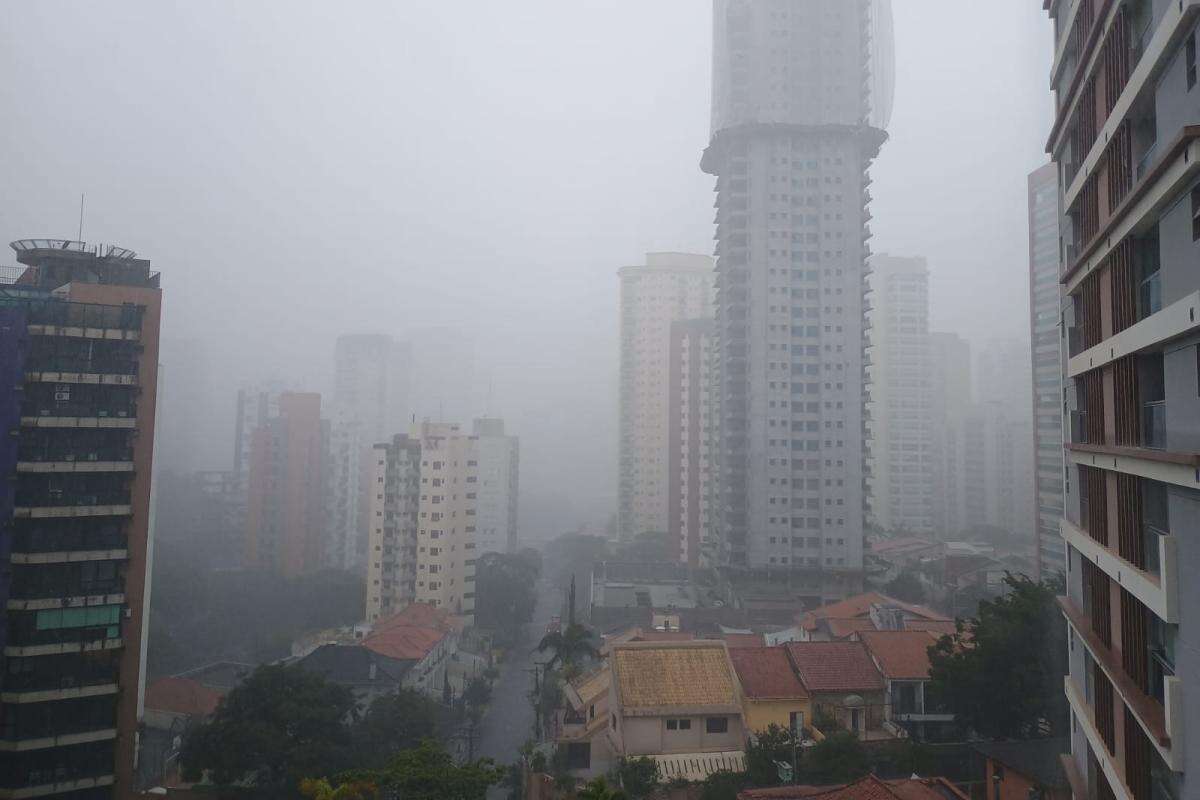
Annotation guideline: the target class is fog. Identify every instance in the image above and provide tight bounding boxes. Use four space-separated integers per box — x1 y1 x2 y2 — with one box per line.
0 2 1052 540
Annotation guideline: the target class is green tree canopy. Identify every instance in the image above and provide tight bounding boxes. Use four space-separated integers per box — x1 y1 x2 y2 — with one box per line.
803 731 870 785
474 551 541 638
352 689 445 769
340 739 503 800
536 623 599 671
884 570 925 604
180 664 357 796
617 756 661 800
927 573 1068 739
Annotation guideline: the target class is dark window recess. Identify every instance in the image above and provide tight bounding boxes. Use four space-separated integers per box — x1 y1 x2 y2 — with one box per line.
565 743 591 771
706 717 729 734
1094 662 1116 755
1187 33 1197 90
1192 183 1200 240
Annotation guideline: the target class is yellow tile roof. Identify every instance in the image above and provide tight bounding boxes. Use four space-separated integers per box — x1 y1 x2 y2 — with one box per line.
613 642 738 709
569 665 611 704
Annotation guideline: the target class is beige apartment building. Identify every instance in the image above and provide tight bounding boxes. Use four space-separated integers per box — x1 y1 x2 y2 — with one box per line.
365 422 480 626
618 252 713 541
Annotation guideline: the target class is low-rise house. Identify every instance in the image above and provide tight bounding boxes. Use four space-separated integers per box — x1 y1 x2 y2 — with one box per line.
738 774 967 800
784 641 889 740
729 646 812 737
292 643 412 708
607 640 747 780
855 630 954 741
141 677 226 787
557 666 612 778
973 738 1071 800
360 601 463 697
796 593 949 642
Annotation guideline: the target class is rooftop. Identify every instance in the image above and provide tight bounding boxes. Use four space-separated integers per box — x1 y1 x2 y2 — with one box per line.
785 641 885 694
611 641 739 713
739 775 967 800
145 677 224 718
857 630 939 680
973 737 1070 790
361 602 458 661
729 647 808 700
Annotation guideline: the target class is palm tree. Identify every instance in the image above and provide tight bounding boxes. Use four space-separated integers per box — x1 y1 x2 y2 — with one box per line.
535 623 598 670
576 777 628 800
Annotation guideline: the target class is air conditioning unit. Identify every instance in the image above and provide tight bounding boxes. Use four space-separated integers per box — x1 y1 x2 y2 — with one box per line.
54 392 70 401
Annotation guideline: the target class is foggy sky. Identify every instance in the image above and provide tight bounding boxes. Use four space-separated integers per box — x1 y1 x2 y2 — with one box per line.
0 3 1054 539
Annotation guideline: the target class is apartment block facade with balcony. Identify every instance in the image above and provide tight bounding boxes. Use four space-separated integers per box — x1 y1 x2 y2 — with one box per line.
1043 0 1200 797
0 239 162 800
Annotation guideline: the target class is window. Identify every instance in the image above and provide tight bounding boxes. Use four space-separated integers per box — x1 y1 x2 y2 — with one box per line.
1188 32 1197 90
1193 184 1200 241
706 717 729 734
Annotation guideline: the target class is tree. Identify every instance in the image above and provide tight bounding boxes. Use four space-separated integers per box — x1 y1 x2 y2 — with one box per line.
333 739 503 800
180 664 356 796
617 756 661 800
536 623 599 671
474 551 540 641
927 573 1068 739
463 676 492 710
578 777 629 800
802 731 869 785
884 570 925 604
699 771 748 800
299 778 378 800
745 724 798 787
352 689 444 768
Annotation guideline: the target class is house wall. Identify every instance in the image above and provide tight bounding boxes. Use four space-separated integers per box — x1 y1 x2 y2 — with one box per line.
984 757 1071 800
619 713 745 756
743 698 812 736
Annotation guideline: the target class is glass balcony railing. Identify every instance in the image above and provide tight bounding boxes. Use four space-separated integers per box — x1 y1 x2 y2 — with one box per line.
1142 523 1166 576
1142 401 1166 449
1139 272 1162 320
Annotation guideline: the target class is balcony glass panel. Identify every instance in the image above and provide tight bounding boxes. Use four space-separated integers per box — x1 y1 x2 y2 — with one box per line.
1141 401 1166 449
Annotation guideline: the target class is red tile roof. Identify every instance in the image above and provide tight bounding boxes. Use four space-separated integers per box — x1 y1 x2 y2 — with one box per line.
798 593 948 633
362 602 457 661
904 619 958 637
784 641 885 693
729 646 809 700
145 677 224 718
825 618 880 640
739 775 967 800
721 633 766 648
857 630 938 680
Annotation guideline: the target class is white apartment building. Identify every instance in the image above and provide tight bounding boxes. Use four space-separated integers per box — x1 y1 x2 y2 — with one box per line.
866 254 933 536
929 332 971 540
472 417 519 554
668 319 715 567
618 252 713 541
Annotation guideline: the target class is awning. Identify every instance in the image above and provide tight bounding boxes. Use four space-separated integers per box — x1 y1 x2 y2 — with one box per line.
650 750 746 781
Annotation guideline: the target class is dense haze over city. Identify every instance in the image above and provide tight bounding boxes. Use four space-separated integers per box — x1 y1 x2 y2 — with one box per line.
1 3 1050 540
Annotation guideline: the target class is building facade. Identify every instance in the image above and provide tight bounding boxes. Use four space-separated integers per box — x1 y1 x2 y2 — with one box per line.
618 253 713 542
668 319 715 567
0 239 162 800
1042 0 1197 796
472 417 518 555
702 0 891 588
928 332 971 539
244 392 328 578
413 422 478 623
365 434 422 624
329 334 410 570
1029 163 1067 579
865 254 933 536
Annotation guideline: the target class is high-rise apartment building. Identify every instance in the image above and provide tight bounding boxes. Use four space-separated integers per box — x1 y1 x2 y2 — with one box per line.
413 423 478 622
702 0 892 590
329 334 410 570
1028 163 1066 578
865 254 933 536
472 417 519 555
244 392 328 578
617 252 713 541
668 319 715 567
0 239 162 800
1042 0 1196 795
961 400 1026 539
365 434 421 624
928 332 971 539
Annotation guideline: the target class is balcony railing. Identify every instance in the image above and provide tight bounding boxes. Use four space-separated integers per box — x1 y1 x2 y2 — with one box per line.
1142 523 1166 577
1139 272 1162 320
1071 410 1090 444
1142 401 1166 449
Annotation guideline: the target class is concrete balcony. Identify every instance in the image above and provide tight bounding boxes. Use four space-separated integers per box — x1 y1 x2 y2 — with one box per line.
23 371 137 387
0 682 118 704
1061 517 1178 622
7 593 124 612
16 461 133 474
3 638 122 658
1067 290 1200 378
28 321 140 340
0 727 117 754
0 774 114 800
8 549 128 565
13 505 132 519
1064 675 1134 800
20 415 136 429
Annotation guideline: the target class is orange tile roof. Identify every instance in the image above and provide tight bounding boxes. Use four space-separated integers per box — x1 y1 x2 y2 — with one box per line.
729 647 808 700
721 633 767 648
611 641 739 711
784 641 884 693
362 603 456 661
857 630 939 680
739 775 967 800
904 619 958 637
825 618 880 639
145 677 224 718
798 593 948 632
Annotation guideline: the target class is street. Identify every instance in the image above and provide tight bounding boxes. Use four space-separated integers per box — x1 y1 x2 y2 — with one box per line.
474 577 562 767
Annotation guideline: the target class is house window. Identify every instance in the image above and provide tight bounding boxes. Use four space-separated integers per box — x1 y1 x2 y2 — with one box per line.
566 742 591 770
666 718 692 731
789 711 804 735
706 717 729 734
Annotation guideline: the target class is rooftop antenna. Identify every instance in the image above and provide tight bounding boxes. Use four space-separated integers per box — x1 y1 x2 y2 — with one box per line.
77 193 85 242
